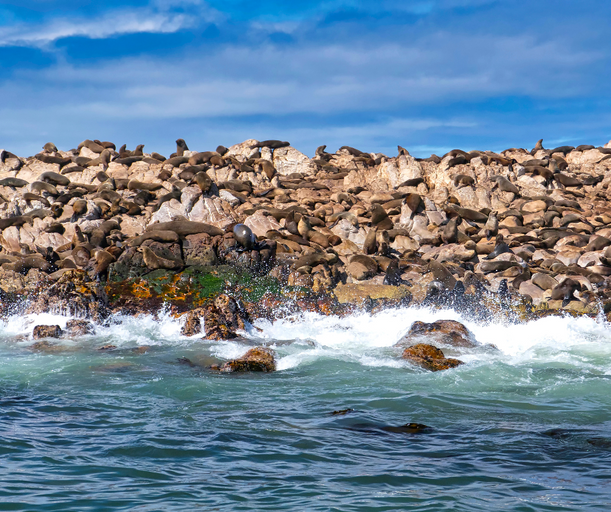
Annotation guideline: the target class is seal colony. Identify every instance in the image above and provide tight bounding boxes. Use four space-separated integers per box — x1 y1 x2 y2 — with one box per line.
2 137 611 369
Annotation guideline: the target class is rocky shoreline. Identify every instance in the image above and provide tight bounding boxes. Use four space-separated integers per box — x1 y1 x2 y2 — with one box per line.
1 138 611 369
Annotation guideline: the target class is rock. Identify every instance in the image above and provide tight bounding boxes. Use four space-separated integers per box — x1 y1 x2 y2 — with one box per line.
216 347 276 373
244 210 282 238
402 344 464 372
181 310 202 336
518 280 545 302
346 261 375 281
225 139 259 160
0 269 26 293
202 294 248 340
189 197 238 230
396 319 478 349
65 320 94 336
333 283 411 304
150 199 187 224
182 233 218 266
532 273 558 291
273 146 317 176
32 325 62 339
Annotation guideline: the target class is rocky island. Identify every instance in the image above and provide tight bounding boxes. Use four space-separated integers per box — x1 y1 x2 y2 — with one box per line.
1 137 611 369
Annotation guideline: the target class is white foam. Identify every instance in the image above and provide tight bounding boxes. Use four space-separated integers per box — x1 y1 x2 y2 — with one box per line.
1 304 609 373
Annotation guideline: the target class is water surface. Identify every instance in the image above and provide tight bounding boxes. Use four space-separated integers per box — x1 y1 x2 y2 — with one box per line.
1 307 610 511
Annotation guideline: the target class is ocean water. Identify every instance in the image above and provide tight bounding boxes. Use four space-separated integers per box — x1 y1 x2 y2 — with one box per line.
1 306 611 511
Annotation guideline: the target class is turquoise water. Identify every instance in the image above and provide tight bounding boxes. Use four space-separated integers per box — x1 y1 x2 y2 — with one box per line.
1 308 611 511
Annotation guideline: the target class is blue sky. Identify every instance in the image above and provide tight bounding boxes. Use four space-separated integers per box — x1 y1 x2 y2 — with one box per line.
1 0 610 157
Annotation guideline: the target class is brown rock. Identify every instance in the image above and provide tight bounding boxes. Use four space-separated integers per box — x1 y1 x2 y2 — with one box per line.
182 233 218 266
217 347 276 372
333 283 411 304
32 325 62 339
346 261 374 281
65 320 94 336
202 294 248 340
402 344 464 372
397 319 478 348
181 310 202 336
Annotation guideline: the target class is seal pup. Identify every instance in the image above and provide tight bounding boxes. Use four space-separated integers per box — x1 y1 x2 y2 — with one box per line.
92 249 116 280
484 211 498 240
453 174 475 188
233 224 256 251
383 259 403 285
441 217 458 244
194 171 212 193
363 227 377 255
42 142 58 153
484 234 512 260
370 204 393 230
69 199 88 223
551 278 581 307
491 175 520 195
23 192 50 206
84 149 112 171
138 246 183 271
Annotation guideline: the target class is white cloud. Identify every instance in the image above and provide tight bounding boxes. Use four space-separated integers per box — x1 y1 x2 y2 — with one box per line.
0 2 215 48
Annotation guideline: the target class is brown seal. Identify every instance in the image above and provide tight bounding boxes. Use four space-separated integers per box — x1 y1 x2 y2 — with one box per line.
138 246 183 270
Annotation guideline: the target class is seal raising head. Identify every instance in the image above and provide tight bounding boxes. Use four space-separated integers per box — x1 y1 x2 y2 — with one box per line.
233 224 256 251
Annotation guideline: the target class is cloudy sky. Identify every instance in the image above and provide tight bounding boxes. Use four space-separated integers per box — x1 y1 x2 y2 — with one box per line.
1 0 610 157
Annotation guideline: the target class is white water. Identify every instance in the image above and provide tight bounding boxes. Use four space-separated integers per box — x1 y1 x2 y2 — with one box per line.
1 306 610 375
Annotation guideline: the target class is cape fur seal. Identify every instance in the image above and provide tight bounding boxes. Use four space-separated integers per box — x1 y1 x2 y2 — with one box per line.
40 171 70 187
484 234 512 260
0 177 28 188
233 224 256 251
173 139 189 157
250 140 290 150
138 246 183 270
146 221 223 237
78 139 105 153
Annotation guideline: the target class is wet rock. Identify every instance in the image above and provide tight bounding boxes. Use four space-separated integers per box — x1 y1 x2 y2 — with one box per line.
214 347 276 373
402 343 464 371
181 309 202 336
65 319 94 336
182 233 218 267
32 325 62 339
333 283 411 305
30 340 66 352
202 294 249 340
397 319 478 348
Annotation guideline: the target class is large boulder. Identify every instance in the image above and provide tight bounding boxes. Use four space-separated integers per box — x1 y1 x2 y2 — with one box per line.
216 347 276 373
202 294 249 340
32 325 62 339
397 319 478 348
272 146 317 176
189 197 238 230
